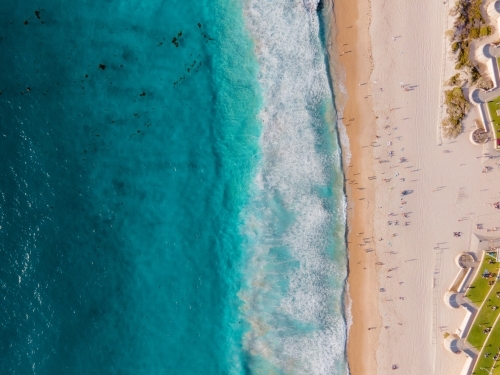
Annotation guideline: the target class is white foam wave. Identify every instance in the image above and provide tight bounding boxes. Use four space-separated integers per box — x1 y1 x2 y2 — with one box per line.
240 0 348 373
303 0 321 13
332 77 351 167
336 113 351 167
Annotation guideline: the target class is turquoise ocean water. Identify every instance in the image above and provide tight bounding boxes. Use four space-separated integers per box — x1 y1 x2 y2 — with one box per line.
0 0 347 374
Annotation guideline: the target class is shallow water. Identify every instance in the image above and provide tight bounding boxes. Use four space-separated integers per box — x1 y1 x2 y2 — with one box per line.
0 1 347 374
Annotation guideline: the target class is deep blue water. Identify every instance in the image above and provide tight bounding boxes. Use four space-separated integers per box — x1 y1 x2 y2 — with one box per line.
0 1 347 374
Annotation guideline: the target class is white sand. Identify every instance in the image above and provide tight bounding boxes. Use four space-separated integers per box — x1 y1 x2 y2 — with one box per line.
362 0 500 373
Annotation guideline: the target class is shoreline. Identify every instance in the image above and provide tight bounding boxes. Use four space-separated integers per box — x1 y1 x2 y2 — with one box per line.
325 0 380 373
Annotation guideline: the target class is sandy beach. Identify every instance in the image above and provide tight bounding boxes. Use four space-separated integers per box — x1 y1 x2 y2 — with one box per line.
327 0 379 373
329 0 500 373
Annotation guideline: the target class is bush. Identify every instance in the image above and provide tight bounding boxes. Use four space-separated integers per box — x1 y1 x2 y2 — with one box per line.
445 87 469 115
475 76 494 90
443 0 491 138
456 43 470 69
447 73 462 86
448 0 487 74
442 87 469 138
479 25 492 37
470 66 481 84
442 118 462 138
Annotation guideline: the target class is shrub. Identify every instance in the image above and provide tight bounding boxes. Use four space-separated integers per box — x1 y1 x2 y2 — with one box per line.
442 118 462 138
445 87 469 115
470 27 480 39
447 73 462 86
479 25 492 37
442 87 469 138
448 0 488 76
455 42 470 67
475 76 494 90
443 0 491 137
470 66 481 84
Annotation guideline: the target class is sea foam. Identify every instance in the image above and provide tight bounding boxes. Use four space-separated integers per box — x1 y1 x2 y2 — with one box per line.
239 0 348 373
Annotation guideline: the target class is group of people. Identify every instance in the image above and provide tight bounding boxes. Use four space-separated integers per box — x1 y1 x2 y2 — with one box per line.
482 349 500 360
387 220 410 226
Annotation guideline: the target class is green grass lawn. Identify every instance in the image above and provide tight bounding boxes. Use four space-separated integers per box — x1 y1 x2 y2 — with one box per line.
472 319 500 374
467 280 500 349
486 98 500 139
465 253 500 305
